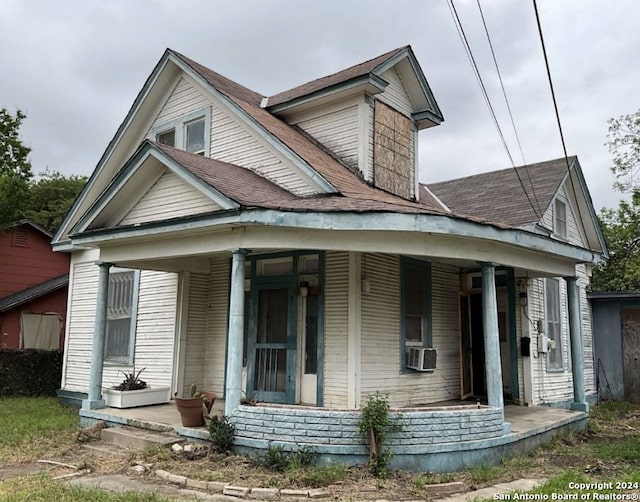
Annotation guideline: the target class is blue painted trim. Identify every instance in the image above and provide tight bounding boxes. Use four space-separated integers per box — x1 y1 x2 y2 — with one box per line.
222 255 232 400
400 257 432 373
57 389 87 408
506 268 519 401
316 252 325 407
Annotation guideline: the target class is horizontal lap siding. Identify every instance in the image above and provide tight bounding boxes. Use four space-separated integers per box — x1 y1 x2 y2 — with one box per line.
120 170 221 225
153 76 210 127
210 102 316 196
378 68 413 118
360 255 460 407
578 264 595 395
182 272 210 396
323 251 349 408
63 261 99 392
203 256 230 396
295 105 359 170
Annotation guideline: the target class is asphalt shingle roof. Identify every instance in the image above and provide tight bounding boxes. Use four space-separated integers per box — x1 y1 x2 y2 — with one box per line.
0 274 69 312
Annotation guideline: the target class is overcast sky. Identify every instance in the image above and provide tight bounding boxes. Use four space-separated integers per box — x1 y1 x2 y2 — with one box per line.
1 0 637 211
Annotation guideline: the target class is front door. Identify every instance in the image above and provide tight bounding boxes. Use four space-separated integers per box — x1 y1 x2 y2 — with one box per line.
248 282 296 404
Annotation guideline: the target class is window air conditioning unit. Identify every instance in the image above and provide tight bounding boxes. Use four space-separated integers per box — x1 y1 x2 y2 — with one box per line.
406 347 437 372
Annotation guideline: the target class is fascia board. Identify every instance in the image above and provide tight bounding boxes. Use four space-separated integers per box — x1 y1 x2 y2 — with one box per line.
69 208 598 264
53 50 177 245
167 52 338 195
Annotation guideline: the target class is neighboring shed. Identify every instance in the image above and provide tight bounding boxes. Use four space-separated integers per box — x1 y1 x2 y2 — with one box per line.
589 291 640 402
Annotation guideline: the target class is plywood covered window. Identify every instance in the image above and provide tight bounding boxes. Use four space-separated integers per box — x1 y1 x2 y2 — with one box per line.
400 257 432 371
545 278 563 370
105 269 140 364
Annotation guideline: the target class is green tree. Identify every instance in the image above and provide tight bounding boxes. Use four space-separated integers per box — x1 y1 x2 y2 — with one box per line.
607 109 640 193
0 109 32 226
25 171 87 234
592 191 640 291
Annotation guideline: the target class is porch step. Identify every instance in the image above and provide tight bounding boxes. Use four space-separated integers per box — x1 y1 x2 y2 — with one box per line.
101 426 184 451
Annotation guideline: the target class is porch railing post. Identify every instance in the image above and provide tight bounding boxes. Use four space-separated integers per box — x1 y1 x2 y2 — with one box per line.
83 261 112 410
225 249 248 417
480 262 509 432
565 276 588 412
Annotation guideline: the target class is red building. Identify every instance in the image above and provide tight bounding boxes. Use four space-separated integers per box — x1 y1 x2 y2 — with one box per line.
0 220 70 349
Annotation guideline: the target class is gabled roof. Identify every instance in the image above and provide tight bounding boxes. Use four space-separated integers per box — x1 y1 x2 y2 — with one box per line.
1 219 52 238
0 274 69 312
426 158 572 227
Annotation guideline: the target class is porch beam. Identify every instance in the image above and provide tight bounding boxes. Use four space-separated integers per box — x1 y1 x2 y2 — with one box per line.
566 276 588 412
480 263 509 431
225 248 248 416
83 261 112 410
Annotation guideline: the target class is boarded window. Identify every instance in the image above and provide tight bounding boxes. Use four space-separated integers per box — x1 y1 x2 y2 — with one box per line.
105 270 137 363
20 312 61 350
545 278 563 370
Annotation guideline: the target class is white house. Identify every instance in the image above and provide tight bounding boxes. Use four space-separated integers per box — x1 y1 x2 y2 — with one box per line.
53 46 607 471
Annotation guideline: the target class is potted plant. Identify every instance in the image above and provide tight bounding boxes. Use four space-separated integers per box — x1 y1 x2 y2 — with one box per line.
103 368 171 409
174 384 217 427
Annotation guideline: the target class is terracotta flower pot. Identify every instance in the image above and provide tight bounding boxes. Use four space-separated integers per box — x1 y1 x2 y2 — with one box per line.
174 392 217 427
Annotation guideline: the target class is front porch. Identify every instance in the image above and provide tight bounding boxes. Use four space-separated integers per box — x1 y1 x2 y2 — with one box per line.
80 402 587 472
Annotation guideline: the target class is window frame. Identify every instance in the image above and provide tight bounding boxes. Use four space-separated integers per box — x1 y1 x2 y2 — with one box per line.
400 257 432 373
150 107 211 156
104 268 140 366
544 277 564 372
554 198 568 239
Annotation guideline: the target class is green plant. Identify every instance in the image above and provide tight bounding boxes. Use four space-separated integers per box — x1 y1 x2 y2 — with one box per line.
290 463 348 488
262 445 290 472
113 368 147 391
208 415 235 452
357 393 403 477
288 445 317 469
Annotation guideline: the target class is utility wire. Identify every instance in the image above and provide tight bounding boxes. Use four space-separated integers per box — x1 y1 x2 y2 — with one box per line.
476 0 543 218
532 0 589 241
448 0 542 220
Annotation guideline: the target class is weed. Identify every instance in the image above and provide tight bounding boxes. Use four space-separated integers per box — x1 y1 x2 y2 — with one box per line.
262 445 290 472
208 415 235 453
469 464 500 484
288 445 317 469
143 445 172 462
290 463 348 488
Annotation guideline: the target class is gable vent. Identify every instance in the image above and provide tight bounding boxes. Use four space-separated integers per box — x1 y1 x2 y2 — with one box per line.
11 228 29 247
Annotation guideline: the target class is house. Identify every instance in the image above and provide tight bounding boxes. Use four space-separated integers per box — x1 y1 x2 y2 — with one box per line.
0 220 70 350
589 291 640 403
53 45 606 471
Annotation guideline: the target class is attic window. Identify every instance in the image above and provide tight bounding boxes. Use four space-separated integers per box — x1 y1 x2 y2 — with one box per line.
157 129 175 147
11 228 29 247
185 119 205 155
554 199 567 239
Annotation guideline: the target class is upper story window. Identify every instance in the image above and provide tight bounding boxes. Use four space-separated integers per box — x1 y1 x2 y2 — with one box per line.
554 199 567 239
151 107 210 156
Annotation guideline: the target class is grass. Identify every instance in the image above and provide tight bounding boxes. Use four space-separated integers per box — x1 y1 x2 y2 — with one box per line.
0 397 79 462
0 475 170 502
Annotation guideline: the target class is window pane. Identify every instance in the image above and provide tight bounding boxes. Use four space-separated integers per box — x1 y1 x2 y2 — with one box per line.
404 265 424 317
186 119 205 154
157 129 175 147
105 271 135 361
545 279 563 369
305 296 318 374
405 315 423 342
555 200 567 237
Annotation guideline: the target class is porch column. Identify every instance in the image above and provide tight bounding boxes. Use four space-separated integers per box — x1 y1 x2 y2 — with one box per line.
83 261 112 410
225 248 248 417
480 263 509 431
565 276 588 412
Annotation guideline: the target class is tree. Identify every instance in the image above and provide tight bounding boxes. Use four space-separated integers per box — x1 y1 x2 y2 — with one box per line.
607 109 640 193
0 109 32 227
592 191 640 291
25 171 87 234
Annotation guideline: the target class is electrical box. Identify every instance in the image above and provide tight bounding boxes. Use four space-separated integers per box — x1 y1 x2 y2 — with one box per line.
537 334 548 353
520 336 531 357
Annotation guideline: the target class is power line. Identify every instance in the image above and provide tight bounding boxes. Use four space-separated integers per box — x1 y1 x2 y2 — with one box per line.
476 0 543 218
447 0 542 220
532 0 589 242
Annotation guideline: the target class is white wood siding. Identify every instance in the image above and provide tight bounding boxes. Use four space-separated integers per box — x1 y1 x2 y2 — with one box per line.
203 256 230 396
153 76 210 129
181 272 210 396
119 169 221 225
378 68 414 117
63 260 178 392
577 264 596 396
360 255 461 407
294 104 359 170
541 186 584 248
323 251 349 408
210 101 316 196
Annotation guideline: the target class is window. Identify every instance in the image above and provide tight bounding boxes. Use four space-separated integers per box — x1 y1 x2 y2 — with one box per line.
157 129 175 147
105 270 139 364
401 258 431 371
554 199 567 239
185 119 205 155
545 278 563 370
